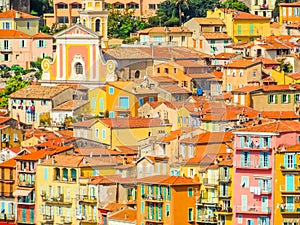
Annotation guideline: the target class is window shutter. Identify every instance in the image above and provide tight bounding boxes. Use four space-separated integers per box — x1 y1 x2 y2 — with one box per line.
259 137 263 148
293 154 296 168
266 152 270 167
288 94 291 103
284 154 287 168
294 94 297 103
44 40 47 47
275 95 278 103
267 95 270 104
259 152 263 168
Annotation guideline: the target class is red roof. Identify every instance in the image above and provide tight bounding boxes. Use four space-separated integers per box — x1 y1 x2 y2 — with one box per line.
99 118 165 129
0 10 39 19
31 32 53 39
236 121 300 133
138 175 198 185
180 131 233 144
0 30 31 38
220 8 270 20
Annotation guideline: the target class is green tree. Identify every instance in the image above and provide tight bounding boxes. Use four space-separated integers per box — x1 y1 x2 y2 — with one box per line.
30 0 53 16
0 75 30 107
108 9 146 38
221 0 249 12
172 0 189 25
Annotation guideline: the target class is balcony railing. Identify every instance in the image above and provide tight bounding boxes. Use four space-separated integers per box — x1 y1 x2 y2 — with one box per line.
196 214 217 223
19 181 35 188
144 216 163 222
218 176 231 183
43 194 72 205
218 190 232 198
141 194 164 202
76 215 97 223
235 205 271 214
0 192 14 198
77 195 97 204
280 185 300 193
235 161 271 169
216 207 233 214
237 143 271 150
280 164 300 171
280 207 300 214
0 213 15 220
203 178 218 186
43 214 54 221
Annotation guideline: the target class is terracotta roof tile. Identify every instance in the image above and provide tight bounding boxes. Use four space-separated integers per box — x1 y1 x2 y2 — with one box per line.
174 60 205 67
288 72 300 80
0 117 13 124
53 100 89 111
88 175 115 185
109 209 137 222
192 18 224 25
162 85 191 94
220 8 270 20
236 121 300 133
214 52 239 59
157 127 194 143
0 30 31 38
9 85 70 99
31 32 53 39
225 60 261 68
101 202 125 212
72 118 98 128
148 76 178 83
279 1 300 6
257 56 281 65
262 84 300 92
261 111 300 119
0 158 16 168
57 84 89 90
202 32 231 40
114 146 138 155
138 26 191 33
231 85 261 93
0 10 39 19
180 132 233 144
138 175 198 185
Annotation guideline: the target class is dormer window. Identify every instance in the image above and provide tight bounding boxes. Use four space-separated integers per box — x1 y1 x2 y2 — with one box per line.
75 63 83 75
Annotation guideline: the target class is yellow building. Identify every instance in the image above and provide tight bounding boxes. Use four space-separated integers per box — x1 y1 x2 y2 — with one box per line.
207 8 271 43
0 10 40 36
279 1 300 25
35 155 120 225
73 117 172 148
106 81 158 118
89 87 107 117
274 144 300 225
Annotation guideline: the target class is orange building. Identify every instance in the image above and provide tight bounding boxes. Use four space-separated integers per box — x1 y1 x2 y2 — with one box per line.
136 175 200 225
279 1 300 25
0 158 17 224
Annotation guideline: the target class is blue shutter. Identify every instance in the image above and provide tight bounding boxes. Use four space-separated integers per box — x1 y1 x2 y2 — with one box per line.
119 97 129 108
165 204 170 216
44 168 48 180
294 154 296 168
241 152 245 167
109 111 114 118
247 136 252 147
141 202 144 214
139 98 144 106
284 154 288 168
149 97 154 102
258 179 262 189
267 180 271 192
240 136 245 148
99 98 104 110
260 152 263 168
266 152 270 168
266 217 270 225
91 97 96 110
259 137 263 148
267 137 271 148
141 185 145 196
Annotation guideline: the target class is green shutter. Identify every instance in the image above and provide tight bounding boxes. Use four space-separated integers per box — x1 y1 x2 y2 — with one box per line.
275 95 278 103
288 94 291 103
250 24 254 35
36 40 39 48
238 25 242 35
44 40 47 47
268 95 270 104
294 94 297 103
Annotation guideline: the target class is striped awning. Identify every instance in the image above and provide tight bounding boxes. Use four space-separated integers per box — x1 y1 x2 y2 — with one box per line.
13 189 32 197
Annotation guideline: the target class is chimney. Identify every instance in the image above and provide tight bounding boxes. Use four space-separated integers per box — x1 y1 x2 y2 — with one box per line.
15 11 20 18
124 213 127 219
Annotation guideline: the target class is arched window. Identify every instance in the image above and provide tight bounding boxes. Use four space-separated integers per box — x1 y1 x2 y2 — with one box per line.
71 169 77 182
55 168 60 180
75 63 83 74
83 19 86 26
63 168 68 181
95 19 101 32
135 70 140 79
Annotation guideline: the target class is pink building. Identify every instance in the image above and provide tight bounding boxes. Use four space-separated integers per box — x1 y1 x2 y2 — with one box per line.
233 121 300 225
0 30 53 69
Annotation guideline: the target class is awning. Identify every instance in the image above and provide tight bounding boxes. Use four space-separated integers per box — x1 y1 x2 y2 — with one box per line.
13 189 32 197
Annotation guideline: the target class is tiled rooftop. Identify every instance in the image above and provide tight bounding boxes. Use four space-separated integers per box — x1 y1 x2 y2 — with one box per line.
202 32 231 40
236 121 300 133
0 30 31 39
53 100 89 111
138 175 198 185
0 10 39 19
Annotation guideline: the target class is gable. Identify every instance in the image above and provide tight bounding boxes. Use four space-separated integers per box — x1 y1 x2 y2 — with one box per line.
54 24 101 40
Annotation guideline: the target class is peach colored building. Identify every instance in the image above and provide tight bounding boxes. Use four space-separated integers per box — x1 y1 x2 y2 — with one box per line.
0 30 53 69
279 1 300 25
233 121 300 225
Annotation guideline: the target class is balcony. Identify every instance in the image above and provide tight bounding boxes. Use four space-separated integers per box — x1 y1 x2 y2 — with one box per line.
19 181 35 188
0 192 14 199
141 194 164 202
17 167 36 173
0 47 12 52
43 214 54 223
280 207 300 215
0 213 15 220
235 161 271 170
280 164 300 172
143 216 164 223
77 216 97 224
203 178 218 187
216 207 233 215
196 214 217 224
218 190 232 198
60 216 72 225
236 143 271 151
44 194 73 205
235 205 271 215
280 185 300 194
218 177 231 183
77 195 97 204
196 195 218 205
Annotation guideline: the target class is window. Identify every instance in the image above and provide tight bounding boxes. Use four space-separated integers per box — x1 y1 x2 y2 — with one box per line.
188 208 193 221
239 70 243 76
164 68 169 74
20 40 26 48
102 129 106 139
3 54 9 61
108 87 114 95
139 98 144 106
241 152 250 167
72 3 82 8
157 68 160 73
188 188 193 197
13 133 18 142
75 63 83 74
91 97 96 110
149 97 154 102
237 25 242 35
128 3 139 9
285 154 295 169
58 16 69 24
215 26 220 32
95 129 99 138
232 70 236 77
260 152 270 168
241 176 249 188
3 40 9 50
173 68 177 73
57 3 68 8
181 36 185 42
119 96 129 109
95 19 101 32
224 39 229 44
114 3 124 8
44 168 48 180
37 40 46 48
2 22 10 30
281 94 290 103
175 95 182 101
149 4 156 9
41 100 48 106
26 22 30 30
268 94 277 104
295 94 300 102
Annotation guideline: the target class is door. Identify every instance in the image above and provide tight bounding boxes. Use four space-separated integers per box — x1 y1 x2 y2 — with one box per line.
242 195 247 211
286 196 294 212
